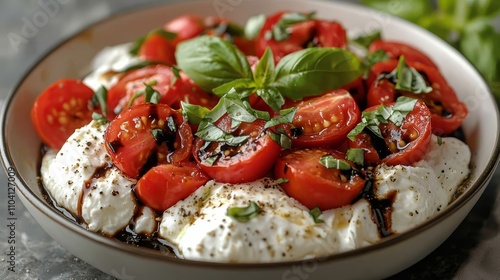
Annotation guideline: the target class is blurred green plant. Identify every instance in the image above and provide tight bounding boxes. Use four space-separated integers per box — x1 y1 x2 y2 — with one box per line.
362 0 500 101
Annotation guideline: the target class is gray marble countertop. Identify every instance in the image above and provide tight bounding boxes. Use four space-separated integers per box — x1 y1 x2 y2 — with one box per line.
1 1 500 279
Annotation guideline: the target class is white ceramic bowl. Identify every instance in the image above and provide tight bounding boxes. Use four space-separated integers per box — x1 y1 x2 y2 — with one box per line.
2 0 499 279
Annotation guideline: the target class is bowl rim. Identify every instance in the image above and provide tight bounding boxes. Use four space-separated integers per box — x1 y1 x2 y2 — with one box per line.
1 0 500 269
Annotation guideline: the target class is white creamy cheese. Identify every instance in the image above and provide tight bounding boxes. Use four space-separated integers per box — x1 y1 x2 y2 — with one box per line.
82 43 140 91
159 179 380 262
41 121 142 236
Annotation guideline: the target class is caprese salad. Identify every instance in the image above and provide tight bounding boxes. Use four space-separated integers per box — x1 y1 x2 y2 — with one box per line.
34 11 471 262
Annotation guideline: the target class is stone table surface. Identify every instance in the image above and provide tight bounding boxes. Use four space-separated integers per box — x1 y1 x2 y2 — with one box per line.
1 0 500 279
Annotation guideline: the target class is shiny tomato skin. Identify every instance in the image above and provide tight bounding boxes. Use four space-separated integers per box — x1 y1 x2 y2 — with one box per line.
369 40 437 68
135 162 210 212
138 33 176 65
193 116 281 184
164 14 205 46
31 79 95 149
341 75 366 108
105 103 193 179
367 60 468 135
347 132 381 166
285 89 361 148
107 65 184 114
178 72 219 109
275 149 366 210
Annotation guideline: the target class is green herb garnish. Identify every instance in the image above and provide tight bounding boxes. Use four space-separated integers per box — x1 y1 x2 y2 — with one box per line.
227 201 261 222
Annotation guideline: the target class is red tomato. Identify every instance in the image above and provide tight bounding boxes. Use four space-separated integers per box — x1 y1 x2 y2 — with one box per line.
341 75 366 108
105 104 193 179
274 149 366 210
178 72 219 109
355 101 432 166
256 12 347 62
135 162 210 211
164 14 205 46
367 60 468 135
31 79 95 149
107 65 184 114
193 115 281 184
138 33 176 65
284 90 361 148
369 40 437 68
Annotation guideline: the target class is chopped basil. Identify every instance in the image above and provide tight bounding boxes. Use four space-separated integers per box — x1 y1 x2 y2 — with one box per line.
119 61 160 73
144 83 161 104
91 86 108 117
274 178 289 184
363 50 390 78
129 29 177 56
346 148 365 166
91 112 108 124
227 201 261 222
244 14 266 40
170 65 181 86
264 107 297 129
319 155 352 171
195 122 249 146
205 154 219 166
378 56 432 94
256 87 285 112
166 116 177 132
351 31 382 49
437 136 443 146
309 207 324 224
150 128 165 143
181 102 210 125
269 12 316 41
348 96 418 140
269 130 292 149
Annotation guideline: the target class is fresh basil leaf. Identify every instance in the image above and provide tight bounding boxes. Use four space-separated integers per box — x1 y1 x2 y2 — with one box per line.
346 148 365 166
227 201 261 222
92 112 109 124
437 136 443 146
264 107 297 129
167 116 177 132
256 87 285 112
319 155 352 171
272 48 364 100
352 31 382 49
254 47 276 87
361 0 433 23
212 78 256 97
91 86 108 117
181 102 210 125
245 14 266 40
271 12 316 41
309 207 324 224
224 96 258 123
176 36 253 92
205 154 219 166
208 21 245 37
151 128 166 144
392 96 418 112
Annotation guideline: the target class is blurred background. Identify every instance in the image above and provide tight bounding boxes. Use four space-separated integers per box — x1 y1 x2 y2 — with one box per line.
0 1 499 279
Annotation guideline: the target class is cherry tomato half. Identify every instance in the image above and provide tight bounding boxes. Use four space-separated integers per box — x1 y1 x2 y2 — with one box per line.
105 103 193 179
107 65 184 114
256 12 347 62
285 90 361 148
193 115 281 184
135 162 210 212
369 40 437 68
367 59 468 135
31 79 95 149
275 149 366 210
138 33 176 65
350 101 432 166
164 14 205 46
